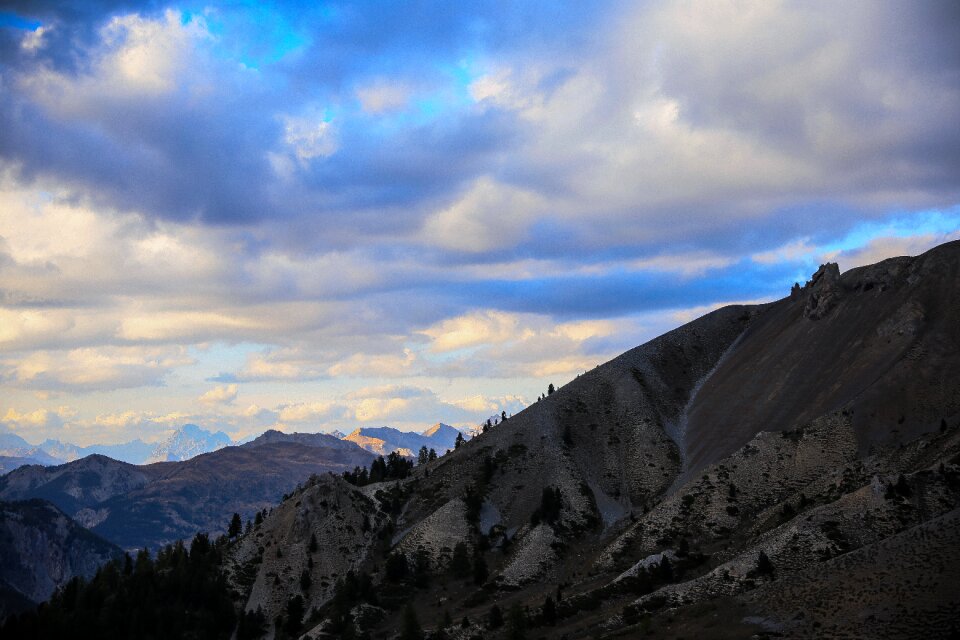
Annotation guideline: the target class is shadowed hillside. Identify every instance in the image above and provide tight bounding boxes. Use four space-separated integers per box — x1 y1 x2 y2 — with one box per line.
0 499 120 615
225 240 960 639
0 437 375 550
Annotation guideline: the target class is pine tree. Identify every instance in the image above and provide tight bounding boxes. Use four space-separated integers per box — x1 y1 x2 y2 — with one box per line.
386 552 409 582
418 446 429 465
400 603 423 640
450 542 471 578
756 550 775 576
455 432 465 449
547 383 555 395
284 595 305 635
228 512 243 538
657 555 673 582
507 603 527 639
473 551 489 585
487 605 504 629
428 448 437 461
541 596 557 625
414 547 431 588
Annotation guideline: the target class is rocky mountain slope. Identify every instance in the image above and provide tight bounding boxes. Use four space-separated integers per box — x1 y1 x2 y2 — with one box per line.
0 499 120 615
0 436 375 550
221 241 960 639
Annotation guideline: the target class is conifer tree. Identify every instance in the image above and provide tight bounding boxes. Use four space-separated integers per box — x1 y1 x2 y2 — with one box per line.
400 603 423 640
228 512 243 538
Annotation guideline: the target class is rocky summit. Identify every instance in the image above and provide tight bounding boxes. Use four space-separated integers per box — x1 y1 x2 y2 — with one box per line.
3 241 959 639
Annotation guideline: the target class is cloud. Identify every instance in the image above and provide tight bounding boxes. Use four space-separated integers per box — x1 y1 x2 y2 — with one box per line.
2 406 74 431
828 231 960 272
420 310 639 379
199 384 238 405
282 114 338 162
421 310 522 353
0 346 193 392
356 80 411 114
421 176 547 253
327 349 417 378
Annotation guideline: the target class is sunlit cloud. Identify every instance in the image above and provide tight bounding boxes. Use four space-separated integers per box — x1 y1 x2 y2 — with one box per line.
1 346 193 392
199 384 239 405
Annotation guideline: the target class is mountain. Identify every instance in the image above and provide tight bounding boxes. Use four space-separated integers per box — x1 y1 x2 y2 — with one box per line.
0 457 49 476
0 454 164 520
343 423 467 457
218 241 960 638
0 434 64 469
0 440 376 551
0 499 120 614
147 424 232 462
38 438 154 465
245 429 360 451
421 422 463 442
0 433 32 454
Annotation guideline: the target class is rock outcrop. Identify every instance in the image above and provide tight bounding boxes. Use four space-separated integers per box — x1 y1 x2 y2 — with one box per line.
803 261 843 319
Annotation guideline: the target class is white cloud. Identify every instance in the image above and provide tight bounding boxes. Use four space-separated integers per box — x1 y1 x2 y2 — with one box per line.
828 231 960 272
421 310 522 353
21 25 50 53
356 80 411 114
199 384 238 405
752 239 818 265
19 9 213 110
0 346 193 392
101 10 208 94
282 115 338 162
421 310 637 379
628 251 737 276
327 349 416 378
2 406 74 430
421 177 546 252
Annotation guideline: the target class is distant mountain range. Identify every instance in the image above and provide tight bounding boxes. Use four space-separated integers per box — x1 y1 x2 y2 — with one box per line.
343 423 467 456
145 423 232 462
0 422 471 474
0 431 375 552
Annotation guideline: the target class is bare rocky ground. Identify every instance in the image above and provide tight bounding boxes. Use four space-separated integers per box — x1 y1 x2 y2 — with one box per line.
223 241 960 639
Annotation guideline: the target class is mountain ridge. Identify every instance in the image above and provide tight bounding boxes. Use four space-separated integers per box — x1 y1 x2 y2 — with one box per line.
223 240 960 639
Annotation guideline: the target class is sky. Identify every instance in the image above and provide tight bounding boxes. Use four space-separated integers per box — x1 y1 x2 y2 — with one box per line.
1 1 958 446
